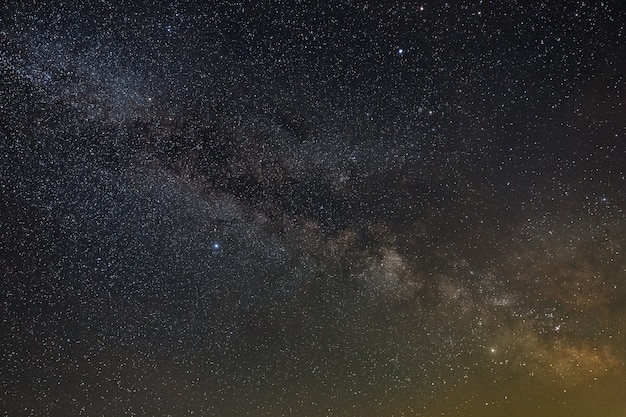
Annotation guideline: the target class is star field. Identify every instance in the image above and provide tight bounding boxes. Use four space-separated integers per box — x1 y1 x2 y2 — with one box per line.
1 1 626 416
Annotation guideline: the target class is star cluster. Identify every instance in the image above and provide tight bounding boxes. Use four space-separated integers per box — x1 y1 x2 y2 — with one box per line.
1 1 625 416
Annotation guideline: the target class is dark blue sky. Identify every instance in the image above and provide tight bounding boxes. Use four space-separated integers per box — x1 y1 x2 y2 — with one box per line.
1 1 625 416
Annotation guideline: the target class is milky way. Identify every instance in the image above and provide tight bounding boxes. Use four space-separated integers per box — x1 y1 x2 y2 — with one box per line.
1 1 626 416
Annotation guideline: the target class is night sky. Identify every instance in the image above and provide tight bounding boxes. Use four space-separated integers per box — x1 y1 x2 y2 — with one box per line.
1 1 626 416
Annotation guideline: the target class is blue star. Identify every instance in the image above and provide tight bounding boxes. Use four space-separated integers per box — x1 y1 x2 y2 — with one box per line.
212 242 221 250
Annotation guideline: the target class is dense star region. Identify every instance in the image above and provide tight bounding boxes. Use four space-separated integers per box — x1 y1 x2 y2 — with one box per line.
1 1 625 416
